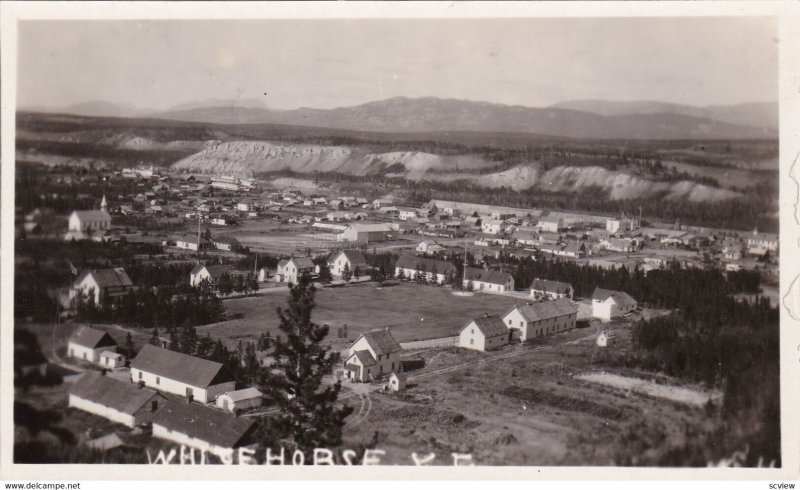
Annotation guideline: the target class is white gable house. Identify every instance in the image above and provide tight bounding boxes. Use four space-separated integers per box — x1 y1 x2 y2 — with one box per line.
591 288 638 322
343 330 402 382
459 315 510 352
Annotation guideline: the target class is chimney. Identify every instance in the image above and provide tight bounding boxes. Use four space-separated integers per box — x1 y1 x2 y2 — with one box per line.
483 312 488 318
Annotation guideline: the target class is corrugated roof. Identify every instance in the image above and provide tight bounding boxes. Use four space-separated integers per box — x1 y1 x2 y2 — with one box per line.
529 279 572 294
359 330 401 355
69 371 160 415
463 315 508 338
153 401 255 448
131 344 233 388
464 267 513 285
395 255 454 273
507 298 577 323
69 327 118 349
76 268 133 289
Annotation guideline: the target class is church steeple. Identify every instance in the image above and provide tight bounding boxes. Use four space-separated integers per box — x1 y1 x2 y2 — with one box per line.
101 195 108 212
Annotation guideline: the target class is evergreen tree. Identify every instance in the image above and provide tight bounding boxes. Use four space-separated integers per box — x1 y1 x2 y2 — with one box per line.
124 332 135 357
218 273 233 296
342 263 353 282
317 262 333 284
247 273 259 295
148 327 160 346
257 276 353 454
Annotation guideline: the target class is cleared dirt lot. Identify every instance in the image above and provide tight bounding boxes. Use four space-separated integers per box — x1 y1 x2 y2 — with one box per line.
196 281 524 350
339 322 717 466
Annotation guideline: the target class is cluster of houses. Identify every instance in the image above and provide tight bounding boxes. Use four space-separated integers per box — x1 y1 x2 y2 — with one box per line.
66 327 263 458
456 286 637 352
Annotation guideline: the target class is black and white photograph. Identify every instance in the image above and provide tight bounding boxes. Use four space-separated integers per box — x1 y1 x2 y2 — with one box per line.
2 1 798 479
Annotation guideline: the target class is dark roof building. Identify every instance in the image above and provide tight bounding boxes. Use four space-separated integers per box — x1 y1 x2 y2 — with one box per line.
395 255 455 273
463 315 509 338
74 268 133 289
190 264 232 278
529 279 573 295
464 267 513 285
505 298 577 323
359 330 402 355
68 326 118 350
152 400 256 450
131 344 233 389
591 288 637 308
68 371 165 426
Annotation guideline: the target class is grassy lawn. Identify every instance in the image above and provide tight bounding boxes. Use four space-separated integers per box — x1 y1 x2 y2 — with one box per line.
196 281 524 350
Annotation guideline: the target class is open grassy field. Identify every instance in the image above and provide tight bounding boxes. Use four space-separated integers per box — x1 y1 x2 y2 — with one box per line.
196 281 524 350
339 321 719 466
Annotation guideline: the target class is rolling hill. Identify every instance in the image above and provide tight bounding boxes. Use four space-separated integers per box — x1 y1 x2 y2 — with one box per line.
154 96 775 140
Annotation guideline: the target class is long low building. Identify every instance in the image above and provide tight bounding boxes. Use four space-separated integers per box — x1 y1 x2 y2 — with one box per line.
394 255 457 285
152 401 257 460
502 298 578 342
130 344 235 404
463 267 515 293
68 371 167 428
337 223 397 243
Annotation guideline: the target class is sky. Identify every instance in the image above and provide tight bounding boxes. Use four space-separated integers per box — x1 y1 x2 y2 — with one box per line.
17 17 778 112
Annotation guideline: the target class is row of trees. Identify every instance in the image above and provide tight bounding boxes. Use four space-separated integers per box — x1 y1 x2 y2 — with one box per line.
72 286 226 329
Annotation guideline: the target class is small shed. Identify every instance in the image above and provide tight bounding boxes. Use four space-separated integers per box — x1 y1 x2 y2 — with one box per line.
596 331 615 347
386 372 407 392
216 387 264 413
99 351 126 369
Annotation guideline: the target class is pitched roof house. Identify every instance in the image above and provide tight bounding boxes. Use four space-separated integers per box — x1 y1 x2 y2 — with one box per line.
276 256 317 284
394 254 456 284
71 267 133 305
130 344 235 404
68 371 166 428
591 288 638 322
502 299 578 341
343 329 402 382
463 267 515 293
529 279 574 300
190 264 233 287
328 250 368 277
152 400 256 460
68 326 119 363
176 233 213 251
459 315 510 351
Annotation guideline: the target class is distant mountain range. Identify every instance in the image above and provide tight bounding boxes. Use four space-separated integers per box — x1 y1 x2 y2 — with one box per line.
549 99 777 131
24 96 777 140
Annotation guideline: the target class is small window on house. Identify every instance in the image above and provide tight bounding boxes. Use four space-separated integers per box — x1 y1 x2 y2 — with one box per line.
138 371 142 380
156 377 160 385
470 339 474 345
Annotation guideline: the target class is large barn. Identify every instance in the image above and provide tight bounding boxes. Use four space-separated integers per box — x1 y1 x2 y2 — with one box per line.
130 344 235 404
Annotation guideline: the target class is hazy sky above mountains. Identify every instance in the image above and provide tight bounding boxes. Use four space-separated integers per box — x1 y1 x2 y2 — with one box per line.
17 17 777 111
